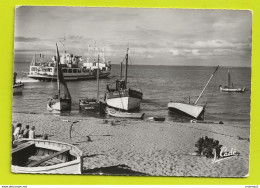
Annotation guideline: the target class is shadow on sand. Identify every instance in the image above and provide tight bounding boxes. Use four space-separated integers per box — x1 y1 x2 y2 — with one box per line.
82 164 149 176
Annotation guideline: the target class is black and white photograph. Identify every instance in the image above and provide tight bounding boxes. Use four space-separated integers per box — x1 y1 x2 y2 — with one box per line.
12 6 251 177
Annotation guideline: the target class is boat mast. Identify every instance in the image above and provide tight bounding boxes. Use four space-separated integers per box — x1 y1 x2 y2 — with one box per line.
194 65 219 105
125 48 129 87
97 54 100 100
120 61 123 80
56 43 61 98
228 69 231 88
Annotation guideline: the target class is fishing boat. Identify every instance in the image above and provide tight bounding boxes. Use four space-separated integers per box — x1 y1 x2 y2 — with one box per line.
13 72 24 95
107 108 145 119
168 66 219 120
105 48 143 111
28 45 111 81
219 69 246 92
79 55 106 114
11 139 82 174
47 44 72 111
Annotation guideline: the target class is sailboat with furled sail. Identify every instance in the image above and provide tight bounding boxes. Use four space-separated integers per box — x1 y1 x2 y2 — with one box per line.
168 66 219 120
105 48 143 111
219 69 246 92
79 54 106 114
47 44 72 111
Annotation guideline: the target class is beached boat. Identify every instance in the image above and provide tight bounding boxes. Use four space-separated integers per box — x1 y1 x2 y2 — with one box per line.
28 45 111 81
11 139 83 174
107 108 145 119
168 66 219 120
13 72 24 95
105 48 143 111
47 44 71 111
79 55 106 114
219 69 246 92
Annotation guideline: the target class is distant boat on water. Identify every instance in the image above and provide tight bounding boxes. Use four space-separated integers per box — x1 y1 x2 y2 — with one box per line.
219 69 246 92
12 139 82 174
168 66 219 120
47 44 72 111
105 48 143 111
13 72 24 95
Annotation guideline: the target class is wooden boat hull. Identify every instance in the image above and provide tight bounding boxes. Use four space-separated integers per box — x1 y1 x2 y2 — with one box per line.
13 83 24 94
107 108 145 119
105 89 143 111
79 99 106 114
168 102 204 119
220 87 246 92
12 139 82 174
47 99 71 111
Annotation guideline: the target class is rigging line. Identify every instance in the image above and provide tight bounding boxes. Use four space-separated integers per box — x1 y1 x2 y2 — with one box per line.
128 57 142 92
118 56 126 79
205 70 218 108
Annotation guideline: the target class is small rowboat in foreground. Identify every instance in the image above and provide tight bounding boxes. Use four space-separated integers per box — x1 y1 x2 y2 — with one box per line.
107 108 145 119
12 139 83 174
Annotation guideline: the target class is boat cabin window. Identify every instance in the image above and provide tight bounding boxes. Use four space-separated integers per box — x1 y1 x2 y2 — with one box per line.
54 68 57 73
68 69 72 73
31 67 37 71
78 69 81 73
73 69 77 73
62 69 67 73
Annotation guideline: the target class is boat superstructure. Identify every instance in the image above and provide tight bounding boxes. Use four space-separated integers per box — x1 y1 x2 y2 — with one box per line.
28 45 111 81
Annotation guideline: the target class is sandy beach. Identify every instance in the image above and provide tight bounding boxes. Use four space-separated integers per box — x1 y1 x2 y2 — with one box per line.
12 112 250 177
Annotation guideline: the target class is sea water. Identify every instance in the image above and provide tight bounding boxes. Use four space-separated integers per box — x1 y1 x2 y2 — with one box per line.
12 62 251 124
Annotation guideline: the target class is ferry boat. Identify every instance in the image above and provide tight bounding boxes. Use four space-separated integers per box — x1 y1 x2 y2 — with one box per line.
28 45 111 81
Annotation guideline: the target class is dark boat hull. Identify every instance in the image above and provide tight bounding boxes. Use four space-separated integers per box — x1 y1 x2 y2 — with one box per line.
79 99 106 114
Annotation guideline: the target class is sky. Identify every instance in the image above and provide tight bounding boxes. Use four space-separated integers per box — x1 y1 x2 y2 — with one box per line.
14 6 252 67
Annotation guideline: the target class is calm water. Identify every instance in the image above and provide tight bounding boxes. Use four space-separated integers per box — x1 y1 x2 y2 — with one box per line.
13 62 251 124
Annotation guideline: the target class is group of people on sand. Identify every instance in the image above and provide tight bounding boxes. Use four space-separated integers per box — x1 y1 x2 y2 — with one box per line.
12 123 35 141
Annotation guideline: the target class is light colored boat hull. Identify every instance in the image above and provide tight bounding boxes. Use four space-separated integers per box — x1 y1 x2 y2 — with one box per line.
106 97 141 111
220 87 246 92
28 72 110 81
107 108 144 119
168 102 204 119
47 101 71 111
12 139 82 174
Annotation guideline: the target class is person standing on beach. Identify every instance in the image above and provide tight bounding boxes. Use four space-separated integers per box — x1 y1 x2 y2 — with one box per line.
13 123 22 140
29 126 36 139
23 125 30 138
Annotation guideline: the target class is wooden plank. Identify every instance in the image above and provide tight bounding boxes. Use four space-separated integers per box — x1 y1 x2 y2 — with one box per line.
12 142 35 154
28 155 49 161
28 149 70 167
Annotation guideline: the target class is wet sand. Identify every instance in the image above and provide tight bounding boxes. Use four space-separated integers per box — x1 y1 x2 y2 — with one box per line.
12 112 250 177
